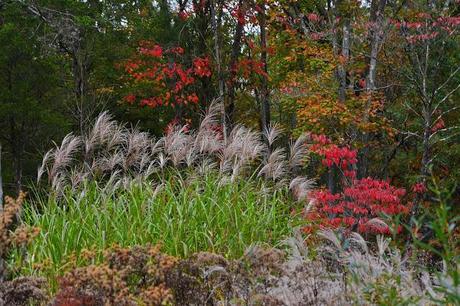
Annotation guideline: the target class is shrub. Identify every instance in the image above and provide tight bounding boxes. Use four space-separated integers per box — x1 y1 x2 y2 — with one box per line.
0 192 45 305
52 244 176 305
52 242 348 305
308 178 408 234
305 134 409 235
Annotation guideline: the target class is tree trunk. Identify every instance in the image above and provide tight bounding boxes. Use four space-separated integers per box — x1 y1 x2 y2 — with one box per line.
210 0 224 99
359 0 387 178
72 47 91 135
409 105 432 227
13 140 23 195
329 8 351 192
337 18 351 103
420 115 432 179
9 117 23 195
258 2 270 132
210 0 226 140
225 0 246 133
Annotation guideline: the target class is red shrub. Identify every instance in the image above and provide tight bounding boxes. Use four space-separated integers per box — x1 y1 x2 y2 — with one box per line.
304 134 409 235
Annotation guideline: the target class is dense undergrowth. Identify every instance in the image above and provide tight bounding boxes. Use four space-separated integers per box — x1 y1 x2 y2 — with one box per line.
1 108 459 305
13 172 296 289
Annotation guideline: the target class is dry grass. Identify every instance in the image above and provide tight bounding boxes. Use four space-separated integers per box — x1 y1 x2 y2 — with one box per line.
317 229 458 305
37 102 315 199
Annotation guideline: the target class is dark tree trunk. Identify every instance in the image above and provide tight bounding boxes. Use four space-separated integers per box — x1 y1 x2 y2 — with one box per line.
210 0 226 140
11 137 23 195
225 0 246 134
9 117 23 195
329 4 351 193
71 47 91 135
258 2 270 132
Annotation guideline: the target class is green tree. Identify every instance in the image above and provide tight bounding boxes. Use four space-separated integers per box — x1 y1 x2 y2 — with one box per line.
0 2 68 194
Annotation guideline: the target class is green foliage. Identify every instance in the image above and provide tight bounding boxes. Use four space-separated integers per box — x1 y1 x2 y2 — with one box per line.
360 273 420 306
0 2 69 193
410 179 460 304
11 171 296 289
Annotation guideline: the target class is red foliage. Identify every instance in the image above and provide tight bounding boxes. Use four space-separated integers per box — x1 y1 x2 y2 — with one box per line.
192 0 206 13
307 13 320 23
307 178 408 235
193 57 212 77
228 3 260 26
231 6 247 25
310 134 358 178
233 58 268 79
392 14 460 44
304 134 409 235
123 42 212 109
431 118 445 133
178 11 190 21
412 182 427 194
140 44 163 58
124 94 136 104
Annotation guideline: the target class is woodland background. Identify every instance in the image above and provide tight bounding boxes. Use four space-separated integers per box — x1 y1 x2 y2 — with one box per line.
0 1 459 305
0 0 458 198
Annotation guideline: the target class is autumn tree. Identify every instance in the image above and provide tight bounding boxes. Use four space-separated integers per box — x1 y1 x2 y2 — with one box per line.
393 4 460 209
267 1 394 192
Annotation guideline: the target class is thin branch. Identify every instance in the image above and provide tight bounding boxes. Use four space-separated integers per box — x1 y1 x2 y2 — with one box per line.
430 125 460 140
432 82 460 114
431 105 460 124
433 65 460 97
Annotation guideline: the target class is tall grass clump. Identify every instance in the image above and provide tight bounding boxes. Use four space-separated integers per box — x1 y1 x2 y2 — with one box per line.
13 170 296 287
10 102 314 290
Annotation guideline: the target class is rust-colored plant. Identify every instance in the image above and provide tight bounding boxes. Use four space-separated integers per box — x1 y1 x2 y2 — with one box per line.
1 192 40 278
52 244 177 306
0 192 45 305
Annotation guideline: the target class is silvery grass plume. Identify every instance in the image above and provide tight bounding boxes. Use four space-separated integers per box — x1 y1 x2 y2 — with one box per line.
102 170 122 194
122 129 151 172
245 230 348 305
433 263 460 301
258 147 288 182
289 134 309 171
289 176 315 202
84 111 123 158
38 133 82 184
198 100 221 135
69 168 90 191
162 125 192 167
38 106 315 196
220 125 264 175
283 228 310 260
263 123 283 148
50 172 67 194
157 152 169 170
37 149 53 183
96 150 124 173
195 102 224 155
196 158 218 175
318 229 434 304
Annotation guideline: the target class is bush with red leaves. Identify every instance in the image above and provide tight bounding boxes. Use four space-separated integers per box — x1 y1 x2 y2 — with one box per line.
123 41 212 109
305 134 410 235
